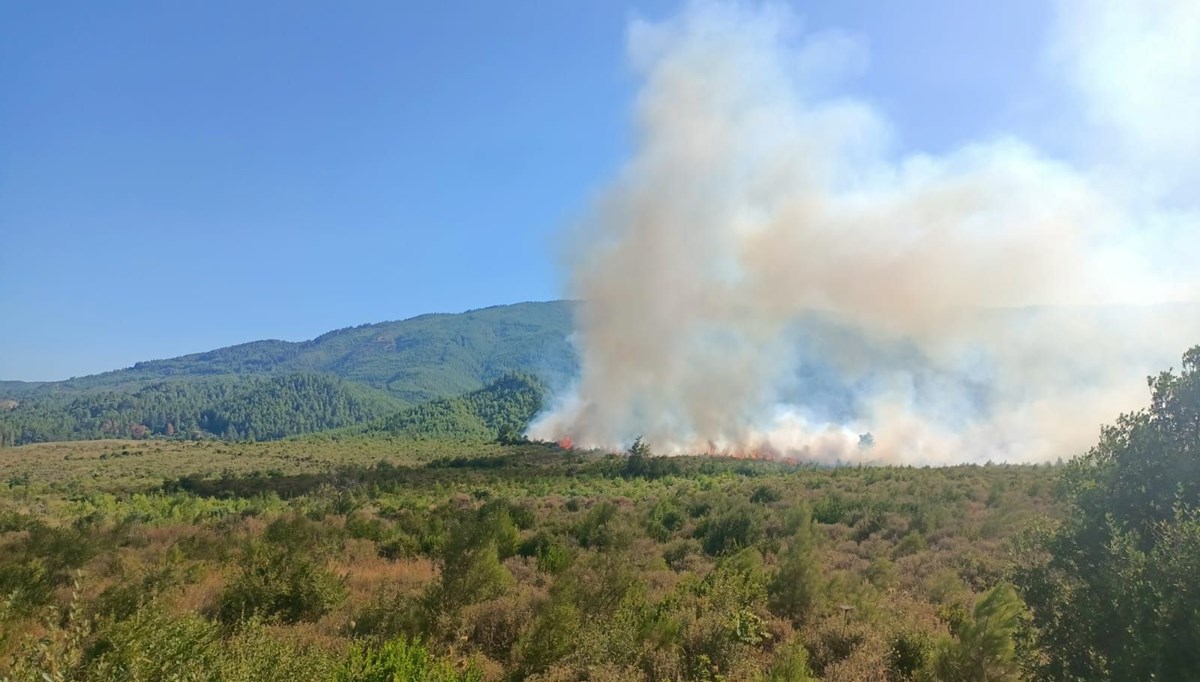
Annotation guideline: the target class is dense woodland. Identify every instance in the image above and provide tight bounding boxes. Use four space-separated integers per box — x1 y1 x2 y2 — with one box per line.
0 302 576 447
0 374 403 446
0 373 545 448
0 349 1197 680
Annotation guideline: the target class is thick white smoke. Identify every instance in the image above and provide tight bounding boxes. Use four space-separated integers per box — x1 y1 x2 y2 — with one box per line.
529 0 1200 464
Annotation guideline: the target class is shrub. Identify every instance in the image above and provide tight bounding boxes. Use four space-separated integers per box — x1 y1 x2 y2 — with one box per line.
518 532 572 574
645 498 686 542
216 543 346 625
338 637 483 682
264 513 345 556
768 641 816 681
695 503 765 556
516 601 582 677
571 501 627 549
82 608 220 679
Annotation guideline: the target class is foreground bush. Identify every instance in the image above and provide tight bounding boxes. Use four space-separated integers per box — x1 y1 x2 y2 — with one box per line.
216 543 346 625
338 637 482 682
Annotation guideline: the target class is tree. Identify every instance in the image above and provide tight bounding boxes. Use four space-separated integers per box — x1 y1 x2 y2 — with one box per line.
628 436 652 457
423 506 515 632
1015 346 1200 680
931 583 1026 682
768 503 821 625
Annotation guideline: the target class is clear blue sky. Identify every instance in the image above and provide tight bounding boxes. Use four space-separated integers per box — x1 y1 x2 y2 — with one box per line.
0 0 1049 381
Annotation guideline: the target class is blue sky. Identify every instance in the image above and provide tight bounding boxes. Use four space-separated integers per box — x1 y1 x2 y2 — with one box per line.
1 0 1050 381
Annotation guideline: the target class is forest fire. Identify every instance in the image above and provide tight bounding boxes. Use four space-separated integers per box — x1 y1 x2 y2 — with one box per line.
553 432 783 461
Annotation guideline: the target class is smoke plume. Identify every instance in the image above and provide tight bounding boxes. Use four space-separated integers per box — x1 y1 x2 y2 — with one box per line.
529 0 1200 464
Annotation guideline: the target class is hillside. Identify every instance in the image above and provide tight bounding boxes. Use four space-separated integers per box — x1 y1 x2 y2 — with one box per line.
367 373 546 442
0 374 404 446
0 301 576 404
0 302 575 446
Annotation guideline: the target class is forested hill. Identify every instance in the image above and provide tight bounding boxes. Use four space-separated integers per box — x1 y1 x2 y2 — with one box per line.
1 301 576 404
364 373 547 442
0 301 575 446
0 374 404 445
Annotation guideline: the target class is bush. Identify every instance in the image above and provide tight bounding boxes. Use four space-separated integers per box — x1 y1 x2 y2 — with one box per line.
264 513 345 556
516 601 582 677
423 507 516 629
216 543 346 625
768 641 816 681
645 498 686 542
696 503 765 556
518 532 572 574
338 637 482 682
571 501 628 549
82 608 220 679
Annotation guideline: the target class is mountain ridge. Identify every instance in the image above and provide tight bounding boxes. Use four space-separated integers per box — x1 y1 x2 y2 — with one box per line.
0 301 576 446
1 301 577 403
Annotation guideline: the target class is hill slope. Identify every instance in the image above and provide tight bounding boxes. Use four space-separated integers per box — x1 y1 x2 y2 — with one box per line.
1 301 576 404
366 373 547 442
0 374 404 445
0 301 575 446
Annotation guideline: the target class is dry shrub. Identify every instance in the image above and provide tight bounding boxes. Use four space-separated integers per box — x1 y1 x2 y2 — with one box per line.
461 587 545 662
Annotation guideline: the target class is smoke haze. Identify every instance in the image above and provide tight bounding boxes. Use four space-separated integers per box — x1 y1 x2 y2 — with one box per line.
529 0 1200 464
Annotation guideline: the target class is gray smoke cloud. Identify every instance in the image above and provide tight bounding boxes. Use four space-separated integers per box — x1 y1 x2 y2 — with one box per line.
529 0 1200 464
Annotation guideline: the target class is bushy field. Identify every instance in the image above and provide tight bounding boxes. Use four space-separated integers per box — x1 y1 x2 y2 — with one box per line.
0 438 1058 681
1 349 1197 681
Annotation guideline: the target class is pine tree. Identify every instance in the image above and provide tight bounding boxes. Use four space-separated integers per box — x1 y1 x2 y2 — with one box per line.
768 503 822 625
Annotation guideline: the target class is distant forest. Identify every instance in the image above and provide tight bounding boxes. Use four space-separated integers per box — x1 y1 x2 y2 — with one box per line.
0 301 575 447
0 374 400 445
0 373 548 448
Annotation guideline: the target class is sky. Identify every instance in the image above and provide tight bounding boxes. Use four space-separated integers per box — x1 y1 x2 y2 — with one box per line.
0 0 1053 381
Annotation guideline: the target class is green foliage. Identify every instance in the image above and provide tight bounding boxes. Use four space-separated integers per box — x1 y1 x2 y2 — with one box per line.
423 506 516 627
0 373 401 445
931 583 1026 682
374 373 545 442
0 302 576 446
5 600 340 682
695 502 765 556
0 409 1080 682
768 503 821 625
0 523 101 613
216 543 347 625
518 532 573 574
1015 346 1200 681
888 629 934 680
81 608 222 680
516 601 583 677
571 501 629 549
645 497 686 542
338 637 482 682
767 641 816 681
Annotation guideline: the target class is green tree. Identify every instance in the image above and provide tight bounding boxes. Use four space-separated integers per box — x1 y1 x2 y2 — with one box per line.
768 503 821 625
1015 347 1200 680
930 583 1026 682
423 506 515 631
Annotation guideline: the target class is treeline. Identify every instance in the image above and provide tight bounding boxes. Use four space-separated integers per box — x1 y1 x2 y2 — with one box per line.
370 373 546 442
0 373 402 446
